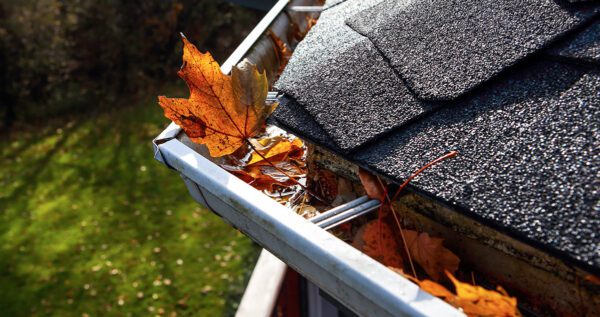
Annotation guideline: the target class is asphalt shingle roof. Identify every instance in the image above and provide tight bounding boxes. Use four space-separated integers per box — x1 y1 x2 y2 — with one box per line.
276 0 436 151
323 0 349 9
354 61 600 267
347 0 598 101
547 19 600 63
271 0 600 269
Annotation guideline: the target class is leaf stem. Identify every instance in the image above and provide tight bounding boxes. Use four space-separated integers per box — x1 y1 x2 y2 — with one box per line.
372 151 458 279
390 151 458 202
377 177 418 279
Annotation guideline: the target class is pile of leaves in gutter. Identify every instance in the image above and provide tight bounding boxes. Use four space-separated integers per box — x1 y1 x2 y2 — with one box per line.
352 165 521 317
158 34 520 316
159 35 308 197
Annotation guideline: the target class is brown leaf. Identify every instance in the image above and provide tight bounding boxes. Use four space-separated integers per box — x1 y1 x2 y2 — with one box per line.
403 230 459 281
293 16 318 41
353 220 403 269
223 162 302 192
418 279 455 299
158 36 271 157
268 31 292 75
315 169 339 203
305 16 318 32
358 168 386 201
248 137 304 165
447 272 521 317
388 266 421 284
415 274 521 317
331 177 357 206
584 274 600 285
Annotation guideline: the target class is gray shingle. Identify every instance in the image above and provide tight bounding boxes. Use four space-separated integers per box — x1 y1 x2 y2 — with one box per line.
275 0 381 98
323 0 349 9
280 38 437 151
351 61 600 268
347 0 599 101
272 0 600 268
276 0 439 152
269 96 339 151
547 19 600 64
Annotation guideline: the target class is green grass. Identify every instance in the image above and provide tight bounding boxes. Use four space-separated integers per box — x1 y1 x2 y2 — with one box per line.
0 90 260 317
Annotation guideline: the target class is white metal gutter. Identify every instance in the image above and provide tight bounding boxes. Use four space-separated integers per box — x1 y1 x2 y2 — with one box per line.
221 0 290 74
152 0 464 315
154 137 462 317
235 249 287 317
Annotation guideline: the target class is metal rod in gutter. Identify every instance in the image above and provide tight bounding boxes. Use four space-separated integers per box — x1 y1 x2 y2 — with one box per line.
309 196 370 224
266 91 281 102
221 0 290 74
322 205 380 231
287 6 324 12
317 200 381 230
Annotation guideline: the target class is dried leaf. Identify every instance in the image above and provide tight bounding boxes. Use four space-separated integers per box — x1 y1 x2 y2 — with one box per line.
223 161 303 191
293 204 318 218
314 169 338 203
353 220 403 269
306 16 317 32
403 230 460 281
418 279 455 299
331 177 357 206
159 36 271 157
447 272 521 317
584 274 600 285
388 266 421 284
294 16 318 41
268 31 292 75
414 274 521 317
358 168 386 201
247 137 304 165
217 129 306 192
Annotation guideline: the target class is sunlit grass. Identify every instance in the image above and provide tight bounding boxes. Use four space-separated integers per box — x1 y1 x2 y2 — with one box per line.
0 90 260 316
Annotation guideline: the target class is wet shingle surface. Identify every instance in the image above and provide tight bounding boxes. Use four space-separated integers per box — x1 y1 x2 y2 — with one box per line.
347 0 599 100
273 0 600 268
547 19 600 64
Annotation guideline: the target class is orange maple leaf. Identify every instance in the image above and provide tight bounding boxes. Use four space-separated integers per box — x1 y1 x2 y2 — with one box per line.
447 272 521 317
353 220 404 269
158 36 273 157
403 230 460 281
247 137 304 166
415 273 521 317
418 279 455 299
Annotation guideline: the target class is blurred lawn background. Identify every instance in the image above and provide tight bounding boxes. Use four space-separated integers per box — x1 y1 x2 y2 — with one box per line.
0 1 270 316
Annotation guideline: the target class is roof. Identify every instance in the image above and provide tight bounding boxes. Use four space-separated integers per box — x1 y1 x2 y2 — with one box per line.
271 0 600 270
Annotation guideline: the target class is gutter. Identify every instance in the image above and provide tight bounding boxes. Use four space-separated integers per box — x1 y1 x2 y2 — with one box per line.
152 1 464 316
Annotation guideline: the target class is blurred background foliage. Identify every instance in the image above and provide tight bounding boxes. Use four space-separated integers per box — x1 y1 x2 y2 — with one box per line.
0 1 269 316
0 0 263 131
